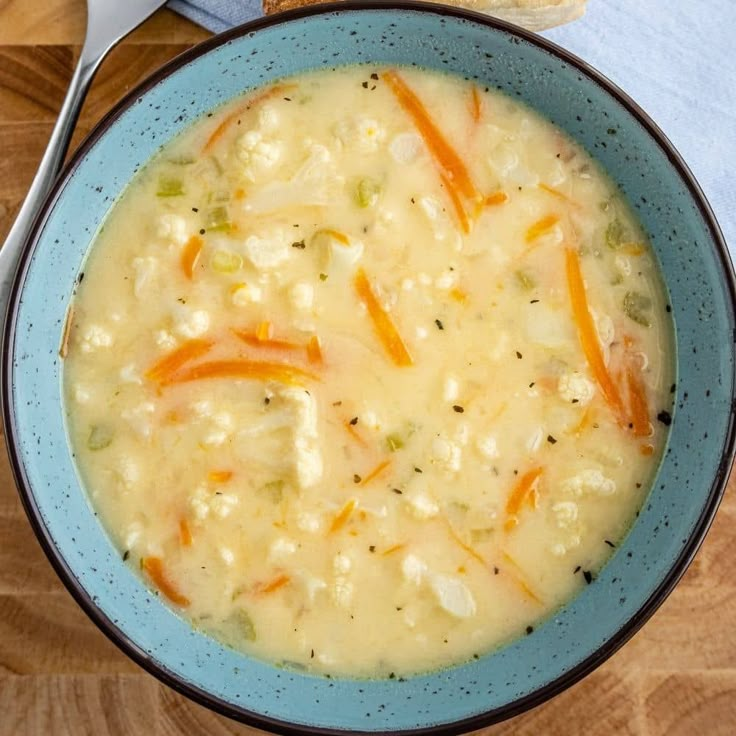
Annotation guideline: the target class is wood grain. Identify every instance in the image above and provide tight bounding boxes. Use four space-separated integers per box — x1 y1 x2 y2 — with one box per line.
0 3 734 735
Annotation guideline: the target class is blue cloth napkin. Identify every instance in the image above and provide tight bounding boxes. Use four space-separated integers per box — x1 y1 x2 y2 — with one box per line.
170 0 735 253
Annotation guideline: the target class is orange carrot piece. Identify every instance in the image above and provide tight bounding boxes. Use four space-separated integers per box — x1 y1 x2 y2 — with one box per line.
208 470 233 483
382 70 479 202
445 519 488 568
233 329 302 353
470 85 482 123
501 552 543 605
202 83 293 153
162 359 317 387
329 499 357 534
256 321 273 342
565 248 626 421
142 557 190 606
344 420 368 447
322 228 350 245
59 304 74 359
484 191 509 207
306 335 323 365
525 214 560 243
179 519 193 547
354 268 413 367
449 288 468 304
640 444 655 456
256 574 291 594
440 173 471 234
360 459 392 487
234 188 246 200
505 467 544 520
145 339 214 382
538 183 576 205
181 235 203 280
381 543 406 557
627 367 652 437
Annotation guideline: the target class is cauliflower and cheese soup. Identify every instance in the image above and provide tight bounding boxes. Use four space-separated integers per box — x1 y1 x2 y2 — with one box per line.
64 67 674 678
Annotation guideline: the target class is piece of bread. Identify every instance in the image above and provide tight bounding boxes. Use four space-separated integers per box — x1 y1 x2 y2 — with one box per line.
263 0 587 32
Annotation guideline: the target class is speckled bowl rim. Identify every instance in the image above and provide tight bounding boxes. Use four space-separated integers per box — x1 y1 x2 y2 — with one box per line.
3 2 735 734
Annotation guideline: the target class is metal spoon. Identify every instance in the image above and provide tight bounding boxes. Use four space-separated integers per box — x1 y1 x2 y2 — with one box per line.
0 0 168 322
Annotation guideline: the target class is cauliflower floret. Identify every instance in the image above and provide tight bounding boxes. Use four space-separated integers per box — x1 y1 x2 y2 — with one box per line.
236 129 282 180
258 104 280 132
401 554 428 586
121 402 156 438
73 384 91 404
431 436 462 472
335 117 385 152
296 511 322 534
155 330 177 349
189 485 238 520
552 501 579 528
300 572 328 603
210 493 238 519
78 324 112 353
131 256 157 298
428 573 476 618
331 577 354 608
172 306 210 339
476 434 499 460
119 364 142 385
562 469 616 497
242 228 290 270
231 282 263 306
290 282 314 311
156 214 188 245
219 547 235 566
124 521 143 550
280 387 323 490
333 553 352 575
435 270 458 290
269 537 297 562
116 458 140 491
405 491 440 520
558 371 595 405
389 132 423 163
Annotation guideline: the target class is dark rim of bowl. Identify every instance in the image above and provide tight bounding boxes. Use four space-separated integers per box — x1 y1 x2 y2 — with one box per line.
3 2 735 735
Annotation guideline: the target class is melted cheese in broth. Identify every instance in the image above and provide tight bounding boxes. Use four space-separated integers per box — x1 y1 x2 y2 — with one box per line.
64 66 673 678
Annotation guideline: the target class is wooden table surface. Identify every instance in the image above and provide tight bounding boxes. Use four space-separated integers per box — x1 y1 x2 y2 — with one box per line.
1 2 735 734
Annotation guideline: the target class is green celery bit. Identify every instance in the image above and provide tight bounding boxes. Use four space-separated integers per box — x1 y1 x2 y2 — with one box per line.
386 433 404 452
515 270 536 290
355 178 381 208
605 219 625 249
87 425 113 451
211 249 243 273
206 205 231 232
167 154 195 165
156 175 184 197
623 290 652 327
229 609 256 642
471 528 495 545
263 479 285 503
207 190 231 204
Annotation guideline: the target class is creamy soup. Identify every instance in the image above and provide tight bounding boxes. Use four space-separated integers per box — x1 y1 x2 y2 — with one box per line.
64 66 673 678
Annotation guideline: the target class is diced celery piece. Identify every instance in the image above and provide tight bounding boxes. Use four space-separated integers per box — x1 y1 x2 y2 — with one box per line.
206 206 231 232
515 270 536 290
211 249 243 273
623 291 652 327
386 433 404 452
156 176 184 197
88 424 113 451
355 178 381 208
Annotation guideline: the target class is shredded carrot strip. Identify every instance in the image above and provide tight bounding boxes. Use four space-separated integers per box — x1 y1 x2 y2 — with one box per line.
621 243 645 256
570 407 594 436
505 467 544 520
256 321 273 342
145 339 214 382
256 574 291 595
484 191 509 207
306 335 323 365
330 499 357 534
627 367 651 437
59 304 74 359
539 183 576 205
234 188 246 200
525 214 560 243
440 173 471 234
444 519 487 568
179 519 193 547
208 470 233 483
181 235 203 280
381 543 406 557
354 268 413 367
322 228 350 245
344 420 368 447
449 288 468 304
470 85 482 123
382 70 479 202
162 359 317 387
565 247 626 421
142 557 190 606
501 552 543 605
360 459 392 487
232 329 302 352
640 444 655 456
202 83 294 153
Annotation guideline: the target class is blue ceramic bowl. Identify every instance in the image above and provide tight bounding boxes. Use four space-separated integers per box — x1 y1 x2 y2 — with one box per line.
3 3 735 733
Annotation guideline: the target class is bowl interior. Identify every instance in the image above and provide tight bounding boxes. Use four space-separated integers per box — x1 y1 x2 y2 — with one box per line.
5 4 734 734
